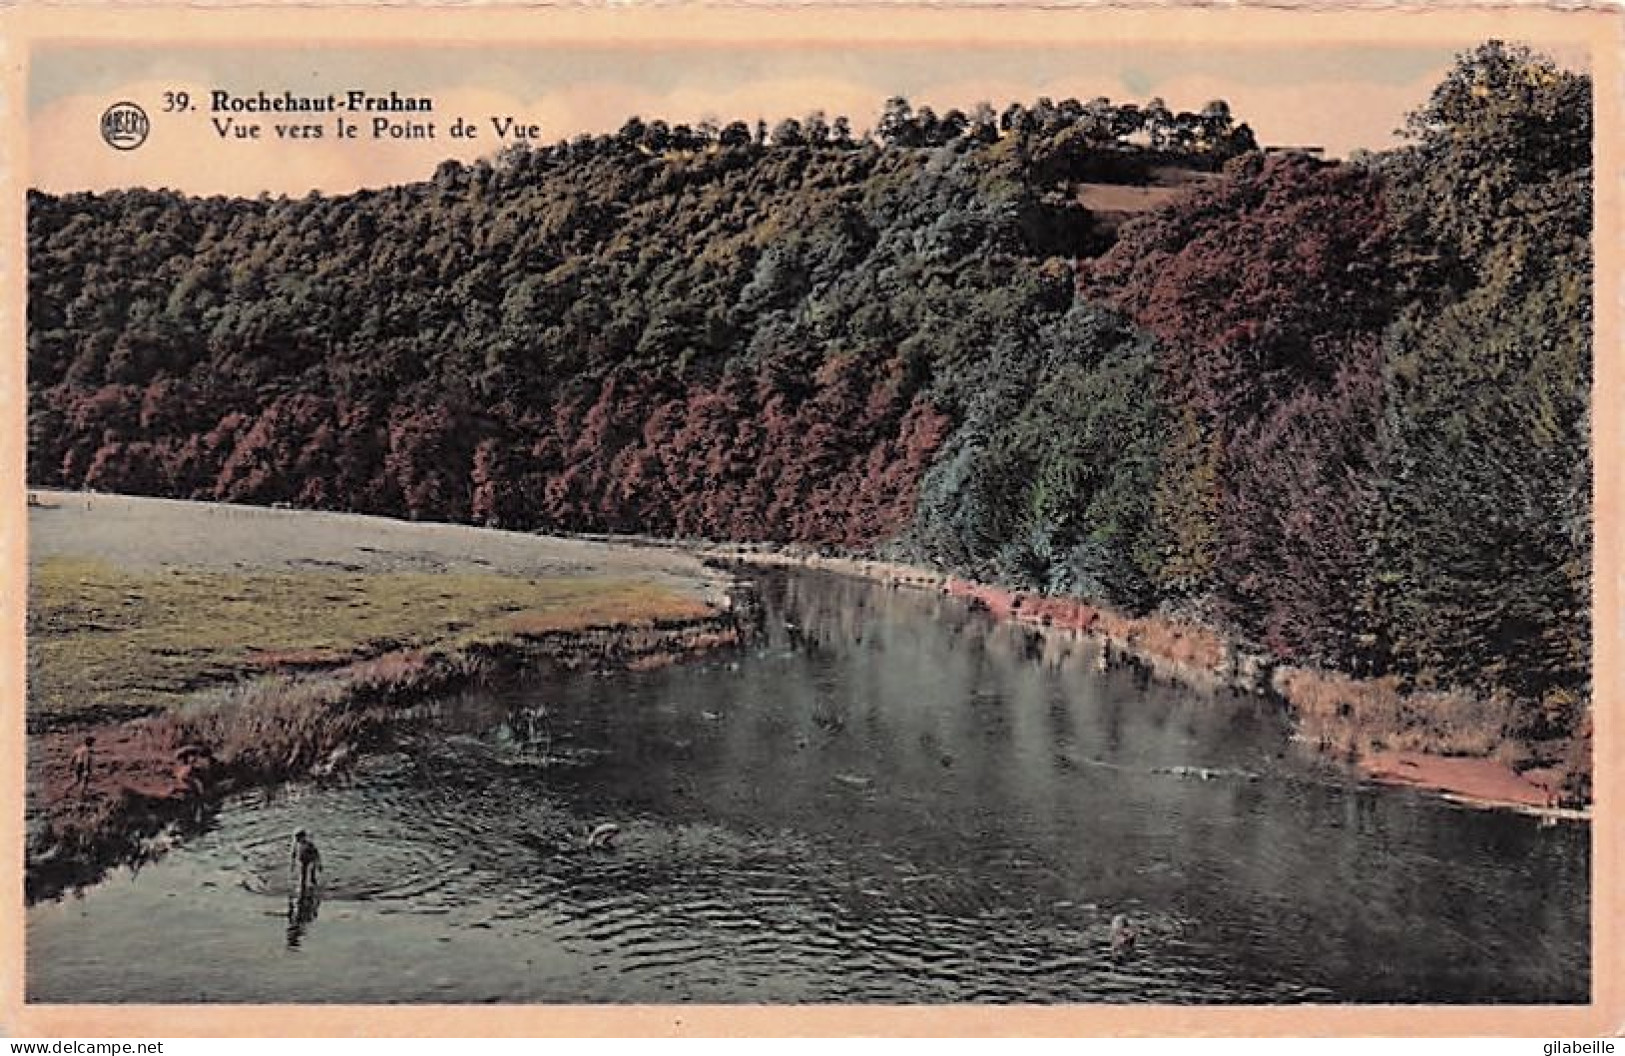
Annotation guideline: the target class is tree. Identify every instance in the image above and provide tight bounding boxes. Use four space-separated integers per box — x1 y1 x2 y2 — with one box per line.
771 118 806 147
641 119 671 153
877 96 915 145
615 116 647 149
967 102 998 144
938 108 969 143
803 110 830 146
1370 41 1591 713
1142 97 1173 149
1197 99 1233 147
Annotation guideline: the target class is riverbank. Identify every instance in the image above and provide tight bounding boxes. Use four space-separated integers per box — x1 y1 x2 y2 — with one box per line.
26 492 747 900
28 562 1592 1007
26 494 1586 900
701 544 1590 820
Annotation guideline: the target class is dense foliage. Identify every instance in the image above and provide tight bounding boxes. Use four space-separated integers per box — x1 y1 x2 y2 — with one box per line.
1373 42 1592 736
1077 42 1591 763
28 46 1591 763
32 95 1244 541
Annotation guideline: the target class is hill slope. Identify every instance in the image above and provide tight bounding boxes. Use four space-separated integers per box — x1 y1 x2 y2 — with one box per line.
27 45 1593 791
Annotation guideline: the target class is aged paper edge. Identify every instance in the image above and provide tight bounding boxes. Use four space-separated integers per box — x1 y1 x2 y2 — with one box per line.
0 1 1619 1038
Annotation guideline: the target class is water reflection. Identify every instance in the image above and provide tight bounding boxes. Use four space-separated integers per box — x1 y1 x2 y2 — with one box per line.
286 886 321 949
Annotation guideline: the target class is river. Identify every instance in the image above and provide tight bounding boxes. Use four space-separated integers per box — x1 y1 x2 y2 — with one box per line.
27 569 1589 1003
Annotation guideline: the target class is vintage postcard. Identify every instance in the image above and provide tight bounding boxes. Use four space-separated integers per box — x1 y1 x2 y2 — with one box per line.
1 1 1619 1038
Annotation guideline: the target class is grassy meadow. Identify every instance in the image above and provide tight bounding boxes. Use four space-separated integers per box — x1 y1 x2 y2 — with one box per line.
28 555 714 728
25 488 728 735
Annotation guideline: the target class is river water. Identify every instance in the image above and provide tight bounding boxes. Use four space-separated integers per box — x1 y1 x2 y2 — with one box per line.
27 570 1589 1004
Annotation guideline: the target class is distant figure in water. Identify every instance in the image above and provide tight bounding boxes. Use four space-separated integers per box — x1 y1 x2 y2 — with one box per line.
585 822 621 850
1109 914 1139 961
291 830 322 893
173 746 215 819
172 756 203 799
70 736 96 797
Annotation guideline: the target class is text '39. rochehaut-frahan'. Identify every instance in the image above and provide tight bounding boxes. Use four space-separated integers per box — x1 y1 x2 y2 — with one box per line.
209 90 433 114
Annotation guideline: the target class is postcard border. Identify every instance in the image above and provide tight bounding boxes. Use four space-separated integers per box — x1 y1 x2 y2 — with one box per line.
1 1 1619 1037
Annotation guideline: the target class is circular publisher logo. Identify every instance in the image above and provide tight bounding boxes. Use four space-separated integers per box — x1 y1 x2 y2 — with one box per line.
100 102 150 151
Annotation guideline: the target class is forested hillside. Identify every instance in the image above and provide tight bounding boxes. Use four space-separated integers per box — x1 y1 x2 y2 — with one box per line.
28 44 1591 776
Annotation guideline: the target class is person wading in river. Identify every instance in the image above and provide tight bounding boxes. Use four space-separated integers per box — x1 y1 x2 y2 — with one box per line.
291 830 322 894
1110 914 1139 961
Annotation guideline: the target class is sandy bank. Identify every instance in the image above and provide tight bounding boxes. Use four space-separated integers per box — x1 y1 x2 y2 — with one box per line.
1359 750 1586 819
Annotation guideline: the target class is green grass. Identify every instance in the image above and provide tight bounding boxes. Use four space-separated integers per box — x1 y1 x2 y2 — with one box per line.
28 556 714 725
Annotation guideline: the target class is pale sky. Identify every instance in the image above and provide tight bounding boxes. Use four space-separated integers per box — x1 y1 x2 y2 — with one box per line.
30 39 1592 197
